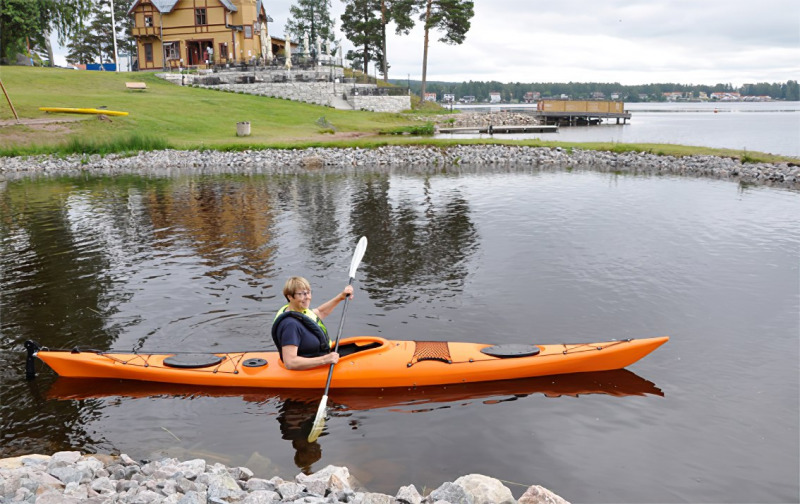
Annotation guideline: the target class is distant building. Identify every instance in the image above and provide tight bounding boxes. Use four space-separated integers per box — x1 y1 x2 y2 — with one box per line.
710 92 742 101
459 95 476 104
523 91 541 103
489 92 501 103
442 93 455 103
591 91 605 100
424 92 437 102
663 92 684 101
610 92 620 100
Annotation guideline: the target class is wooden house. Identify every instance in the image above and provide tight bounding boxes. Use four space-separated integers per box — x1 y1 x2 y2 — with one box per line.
128 0 287 70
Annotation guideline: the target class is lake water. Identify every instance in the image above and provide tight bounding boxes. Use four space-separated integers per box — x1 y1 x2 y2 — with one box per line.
442 101 800 157
1 168 798 503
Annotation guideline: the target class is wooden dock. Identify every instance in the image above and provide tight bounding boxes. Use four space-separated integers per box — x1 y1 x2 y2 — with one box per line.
532 110 631 125
439 124 558 134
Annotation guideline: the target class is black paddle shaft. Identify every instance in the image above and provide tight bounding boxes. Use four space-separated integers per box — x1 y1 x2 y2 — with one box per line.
322 278 353 392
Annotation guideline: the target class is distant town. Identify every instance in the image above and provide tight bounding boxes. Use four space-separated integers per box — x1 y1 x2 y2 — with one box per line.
399 79 799 104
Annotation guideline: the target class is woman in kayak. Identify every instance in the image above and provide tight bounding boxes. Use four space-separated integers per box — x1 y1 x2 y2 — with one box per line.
271 276 353 370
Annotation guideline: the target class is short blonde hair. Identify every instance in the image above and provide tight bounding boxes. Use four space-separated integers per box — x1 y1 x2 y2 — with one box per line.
283 276 311 300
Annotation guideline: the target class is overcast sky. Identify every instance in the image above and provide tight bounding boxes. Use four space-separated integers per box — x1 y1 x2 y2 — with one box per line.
268 0 799 86
54 0 799 85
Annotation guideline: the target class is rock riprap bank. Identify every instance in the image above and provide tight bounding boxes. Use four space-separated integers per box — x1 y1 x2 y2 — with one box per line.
0 452 568 504
1 145 797 189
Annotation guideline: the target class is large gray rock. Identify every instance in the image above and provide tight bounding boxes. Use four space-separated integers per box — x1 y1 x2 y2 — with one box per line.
177 459 207 480
203 472 246 501
47 452 82 471
427 481 474 504
296 464 358 496
48 465 92 485
276 481 305 500
518 484 570 504
177 490 207 504
245 477 276 492
241 489 281 503
454 474 515 504
396 484 423 504
350 491 395 503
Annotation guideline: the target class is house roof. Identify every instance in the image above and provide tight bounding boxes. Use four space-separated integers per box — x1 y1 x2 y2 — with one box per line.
128 0 237 15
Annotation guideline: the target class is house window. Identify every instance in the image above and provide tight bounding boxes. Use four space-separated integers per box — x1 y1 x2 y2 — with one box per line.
219 43 228 61
144 43 153 63
244 25 252 39
144 16 153 27
164 42 180 60
195 8 207 26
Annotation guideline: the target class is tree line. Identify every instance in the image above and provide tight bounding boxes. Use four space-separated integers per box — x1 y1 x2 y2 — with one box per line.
401 79 800 102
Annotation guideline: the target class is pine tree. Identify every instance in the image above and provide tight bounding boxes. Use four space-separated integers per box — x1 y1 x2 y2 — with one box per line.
415 0 474 99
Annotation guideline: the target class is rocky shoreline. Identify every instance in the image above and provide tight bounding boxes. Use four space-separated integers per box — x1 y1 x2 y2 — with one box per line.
0 452 567 504
0 145 798 189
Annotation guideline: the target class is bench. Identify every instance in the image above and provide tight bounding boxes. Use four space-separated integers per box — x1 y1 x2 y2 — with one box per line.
125 82 147 91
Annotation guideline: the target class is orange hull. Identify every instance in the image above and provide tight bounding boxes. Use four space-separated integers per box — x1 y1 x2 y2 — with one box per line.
33 336 668 389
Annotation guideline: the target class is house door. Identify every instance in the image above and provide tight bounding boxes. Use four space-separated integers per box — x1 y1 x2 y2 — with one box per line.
187 42 201 66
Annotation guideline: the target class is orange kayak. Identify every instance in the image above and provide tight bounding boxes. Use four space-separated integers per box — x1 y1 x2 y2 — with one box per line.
26 336 668 389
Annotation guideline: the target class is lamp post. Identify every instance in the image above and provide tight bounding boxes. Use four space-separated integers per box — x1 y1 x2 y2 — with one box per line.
110 0 119 72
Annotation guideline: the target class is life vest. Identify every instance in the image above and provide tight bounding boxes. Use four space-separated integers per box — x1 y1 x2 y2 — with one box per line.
271 305 330 358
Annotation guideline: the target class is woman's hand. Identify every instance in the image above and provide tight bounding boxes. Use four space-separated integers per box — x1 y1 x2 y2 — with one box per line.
341 284 354 301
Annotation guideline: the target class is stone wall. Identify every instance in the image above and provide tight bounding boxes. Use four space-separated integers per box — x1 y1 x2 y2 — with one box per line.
155 71 411 113
349 94 411 113
203 81 340 108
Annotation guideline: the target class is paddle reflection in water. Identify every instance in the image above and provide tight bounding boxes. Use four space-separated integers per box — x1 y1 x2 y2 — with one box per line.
46 369 663 471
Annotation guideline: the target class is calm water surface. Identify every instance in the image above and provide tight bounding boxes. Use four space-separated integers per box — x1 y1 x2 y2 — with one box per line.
1 167 798 503
443 101 800 157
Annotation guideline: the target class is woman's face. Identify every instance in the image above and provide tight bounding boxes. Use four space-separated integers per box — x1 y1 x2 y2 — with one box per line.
290 288 312 310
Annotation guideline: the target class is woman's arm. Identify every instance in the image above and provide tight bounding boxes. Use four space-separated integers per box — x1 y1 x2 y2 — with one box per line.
313 285 354 320
281 345 340 370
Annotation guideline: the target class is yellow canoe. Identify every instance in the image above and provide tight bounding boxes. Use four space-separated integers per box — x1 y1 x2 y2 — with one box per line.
39 107 129 117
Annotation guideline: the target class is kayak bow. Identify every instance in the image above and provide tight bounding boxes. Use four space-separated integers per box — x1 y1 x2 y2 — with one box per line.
25 336 668 389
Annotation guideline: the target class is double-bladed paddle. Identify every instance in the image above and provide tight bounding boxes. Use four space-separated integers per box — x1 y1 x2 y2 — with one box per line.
307 236 368 442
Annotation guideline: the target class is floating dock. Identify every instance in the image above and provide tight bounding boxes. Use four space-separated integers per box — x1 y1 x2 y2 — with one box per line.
534 100 630 125
439 125 558 134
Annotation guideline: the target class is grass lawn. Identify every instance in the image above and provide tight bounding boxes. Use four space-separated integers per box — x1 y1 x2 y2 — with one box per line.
1 66 797 165
0 66 417 152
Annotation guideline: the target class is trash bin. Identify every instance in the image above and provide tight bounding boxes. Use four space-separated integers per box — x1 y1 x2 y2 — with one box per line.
236 121 251 137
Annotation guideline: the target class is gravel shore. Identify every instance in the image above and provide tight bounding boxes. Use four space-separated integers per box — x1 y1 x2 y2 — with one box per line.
0 452 568 504
1 145 798 189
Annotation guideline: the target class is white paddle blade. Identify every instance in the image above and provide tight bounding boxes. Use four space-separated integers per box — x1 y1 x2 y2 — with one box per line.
307 395 329 443
348 236 368 280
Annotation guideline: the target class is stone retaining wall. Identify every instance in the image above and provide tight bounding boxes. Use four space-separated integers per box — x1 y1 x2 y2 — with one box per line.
349 94 411 113
155 71 411 112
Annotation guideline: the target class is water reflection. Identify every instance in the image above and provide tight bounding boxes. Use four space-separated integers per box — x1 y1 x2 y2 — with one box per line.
44 369 663 473
351 174 478 307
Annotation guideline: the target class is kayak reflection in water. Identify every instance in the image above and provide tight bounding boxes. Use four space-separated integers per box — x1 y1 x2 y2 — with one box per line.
272 276 354 371
277 398 323 472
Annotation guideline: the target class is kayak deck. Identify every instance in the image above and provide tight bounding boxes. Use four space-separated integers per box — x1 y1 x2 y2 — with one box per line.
29 336 668 389
39 107 129 116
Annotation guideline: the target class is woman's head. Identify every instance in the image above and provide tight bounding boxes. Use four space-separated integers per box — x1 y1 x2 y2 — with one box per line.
283 276 312 301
